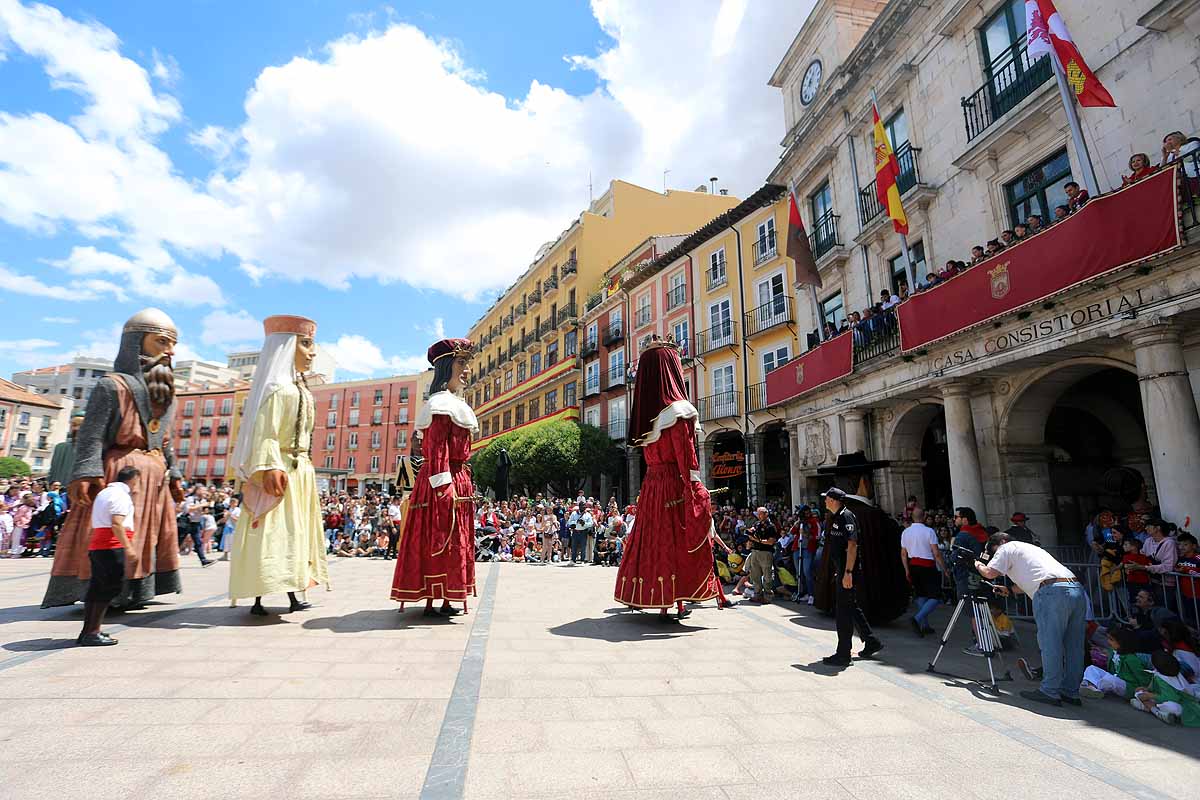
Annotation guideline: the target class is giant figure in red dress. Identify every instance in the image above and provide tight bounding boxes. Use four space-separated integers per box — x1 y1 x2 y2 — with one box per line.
390 338 478 617
614 339 717 619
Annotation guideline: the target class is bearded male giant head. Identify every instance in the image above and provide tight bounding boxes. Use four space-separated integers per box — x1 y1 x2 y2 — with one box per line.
115 308 179 413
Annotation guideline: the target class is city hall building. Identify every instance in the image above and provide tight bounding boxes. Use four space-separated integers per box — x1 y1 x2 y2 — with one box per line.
756 0 1200 545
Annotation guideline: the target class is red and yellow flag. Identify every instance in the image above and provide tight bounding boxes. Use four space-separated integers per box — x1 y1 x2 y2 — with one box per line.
872 104 908 235
1025 0 1116 108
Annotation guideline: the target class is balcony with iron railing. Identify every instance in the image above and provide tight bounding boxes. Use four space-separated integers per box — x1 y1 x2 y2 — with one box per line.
698 391 740 422
858 142 923 228
666 283 687 310
217 425 229 436
528 288 542 306
521 332 535 350
543 274 559 295
604 366 627 390
507 344 518 360
752 231 777 265
562 257 578 281
961 34 1053 143
603 320 624 346
557 302 577 328
586 291 604 312
810 211 842 261
706 261 728 291
580 338 599 360
515 301 527 318
607 417 628 440
695 320 737 356
852 318 901 367
584 375 600 397
635 307 652 329
747 381 769 413
744 295 794 338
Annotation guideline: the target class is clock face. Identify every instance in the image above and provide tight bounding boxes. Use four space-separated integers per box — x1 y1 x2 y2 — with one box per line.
800 60 822 106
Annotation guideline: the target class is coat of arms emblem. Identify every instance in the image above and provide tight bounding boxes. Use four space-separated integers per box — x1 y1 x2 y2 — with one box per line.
989 261 1011 300
795 362 805 385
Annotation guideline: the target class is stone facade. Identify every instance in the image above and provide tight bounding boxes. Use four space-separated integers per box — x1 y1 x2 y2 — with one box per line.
764 0 1200 545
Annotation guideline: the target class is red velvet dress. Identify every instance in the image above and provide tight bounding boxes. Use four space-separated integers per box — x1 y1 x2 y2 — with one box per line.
390 413 476 604
614 420 717 608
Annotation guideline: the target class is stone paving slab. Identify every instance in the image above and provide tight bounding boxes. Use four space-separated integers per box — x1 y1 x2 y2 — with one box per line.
1 557 1197 800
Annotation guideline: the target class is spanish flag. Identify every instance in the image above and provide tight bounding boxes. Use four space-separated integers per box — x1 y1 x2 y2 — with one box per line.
872 103 908 236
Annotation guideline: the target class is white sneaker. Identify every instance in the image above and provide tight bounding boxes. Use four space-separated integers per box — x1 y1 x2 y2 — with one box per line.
1129 697 1151 713
807 596 815 605
1151 706 1180 725
1078 683 1104 700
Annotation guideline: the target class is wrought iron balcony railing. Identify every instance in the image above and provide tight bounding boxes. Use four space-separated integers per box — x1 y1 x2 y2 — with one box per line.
961 35 1052 143
698 391 740 422
810 211 841 260
752 231 777 265
603 321 624 346
744 295 794 338
695 320 737 356
858 143 922 227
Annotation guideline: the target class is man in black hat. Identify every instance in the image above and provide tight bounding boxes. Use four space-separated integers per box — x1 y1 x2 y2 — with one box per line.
822 487 883 667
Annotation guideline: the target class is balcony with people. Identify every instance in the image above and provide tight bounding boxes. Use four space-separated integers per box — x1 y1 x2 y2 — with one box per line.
602 319 624 346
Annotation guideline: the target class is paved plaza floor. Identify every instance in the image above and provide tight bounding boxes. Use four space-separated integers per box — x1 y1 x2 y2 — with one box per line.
0 557 1197 800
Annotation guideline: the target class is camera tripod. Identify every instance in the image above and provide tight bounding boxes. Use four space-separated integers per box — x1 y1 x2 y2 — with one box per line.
926 591 1013 692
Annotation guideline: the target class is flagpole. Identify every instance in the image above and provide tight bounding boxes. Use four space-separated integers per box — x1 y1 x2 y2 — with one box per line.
870 89 916 293
1050 56 1101 196
789 177 827 342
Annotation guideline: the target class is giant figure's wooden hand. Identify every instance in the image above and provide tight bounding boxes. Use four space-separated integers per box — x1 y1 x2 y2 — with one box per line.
262 469 289 497
69 478 105 506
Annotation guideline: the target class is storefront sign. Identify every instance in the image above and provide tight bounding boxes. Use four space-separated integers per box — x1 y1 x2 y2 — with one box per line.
711 450 745 479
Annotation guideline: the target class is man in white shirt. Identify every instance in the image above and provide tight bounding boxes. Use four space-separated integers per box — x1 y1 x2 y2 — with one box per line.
976 533 1085 707
899 509 945 636
80 465 141 647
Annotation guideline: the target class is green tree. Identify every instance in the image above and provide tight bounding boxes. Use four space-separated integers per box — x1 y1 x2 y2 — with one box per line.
469 421 623 497
469 433 518 493
0 456 31 479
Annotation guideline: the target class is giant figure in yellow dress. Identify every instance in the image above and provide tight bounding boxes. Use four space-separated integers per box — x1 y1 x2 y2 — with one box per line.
228 315 330 615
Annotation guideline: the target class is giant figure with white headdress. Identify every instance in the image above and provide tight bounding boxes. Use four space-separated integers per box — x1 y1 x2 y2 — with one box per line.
42 308 186 611
228 315 329 615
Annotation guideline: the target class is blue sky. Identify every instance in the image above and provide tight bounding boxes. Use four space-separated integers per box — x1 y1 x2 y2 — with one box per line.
0 0 813 380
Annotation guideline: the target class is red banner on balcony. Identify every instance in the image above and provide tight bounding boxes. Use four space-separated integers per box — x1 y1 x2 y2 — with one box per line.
766 331 853 407
898 166 1181 353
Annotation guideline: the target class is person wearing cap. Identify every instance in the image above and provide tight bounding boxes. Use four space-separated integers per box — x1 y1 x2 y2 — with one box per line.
821 487 883 666
391 338 479 617
228 315 330 615
746 507 777 603
1005 512 1039 546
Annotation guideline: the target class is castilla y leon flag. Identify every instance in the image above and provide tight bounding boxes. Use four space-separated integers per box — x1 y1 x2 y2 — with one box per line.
785 185 821 288
1025 0 1115 108
871 103 908 236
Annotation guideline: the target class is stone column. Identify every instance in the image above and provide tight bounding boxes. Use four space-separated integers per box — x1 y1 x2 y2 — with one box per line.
1128 324 1200 525
627 449 642 501
788 425 803 507
747 433 766 505
843 409 867 456
941 381 988 519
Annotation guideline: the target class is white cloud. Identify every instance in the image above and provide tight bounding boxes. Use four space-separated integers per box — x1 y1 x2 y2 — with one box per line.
200 308 261 348
416 317 445 340
323 333 426 377
0 264 126 301
41 316 78 324
151 48 180 87
0 0 815 308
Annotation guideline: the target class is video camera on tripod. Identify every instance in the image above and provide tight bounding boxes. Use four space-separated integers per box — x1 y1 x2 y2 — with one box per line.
928 544 1013 691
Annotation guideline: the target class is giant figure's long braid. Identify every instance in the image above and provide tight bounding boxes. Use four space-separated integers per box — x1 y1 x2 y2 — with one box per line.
292 371 313 471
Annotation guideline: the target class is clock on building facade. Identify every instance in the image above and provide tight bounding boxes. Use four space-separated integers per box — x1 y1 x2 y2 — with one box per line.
800 60 822 106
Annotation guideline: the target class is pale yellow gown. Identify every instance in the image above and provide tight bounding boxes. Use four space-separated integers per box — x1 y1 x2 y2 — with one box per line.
229 382 330 601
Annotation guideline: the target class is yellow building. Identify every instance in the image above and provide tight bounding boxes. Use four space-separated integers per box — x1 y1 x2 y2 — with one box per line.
676 184 795 506
468 179 738 452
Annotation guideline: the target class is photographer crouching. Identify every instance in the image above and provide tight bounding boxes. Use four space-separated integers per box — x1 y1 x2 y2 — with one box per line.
974 532 1086 707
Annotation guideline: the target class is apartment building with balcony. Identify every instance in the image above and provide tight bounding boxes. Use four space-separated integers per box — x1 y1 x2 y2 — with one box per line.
758 0 1200 544
12 357 111 406
0 378 73 474
467 179 738 454
173 382 248 485
309 371 433 494
580 235 691 499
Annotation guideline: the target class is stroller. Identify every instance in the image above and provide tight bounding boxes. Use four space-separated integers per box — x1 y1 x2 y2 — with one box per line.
475 526 499 562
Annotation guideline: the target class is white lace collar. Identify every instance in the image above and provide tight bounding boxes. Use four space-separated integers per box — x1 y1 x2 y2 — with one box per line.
416 390 479 433
635 399 700 445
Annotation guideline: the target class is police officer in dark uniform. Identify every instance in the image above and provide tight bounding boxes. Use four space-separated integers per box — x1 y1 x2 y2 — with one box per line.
822 487 884 667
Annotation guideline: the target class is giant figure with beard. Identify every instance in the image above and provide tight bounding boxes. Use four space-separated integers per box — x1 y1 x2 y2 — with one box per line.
42 309 185 610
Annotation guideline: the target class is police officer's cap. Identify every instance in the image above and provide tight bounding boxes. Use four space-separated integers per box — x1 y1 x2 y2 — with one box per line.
822 487 848 501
